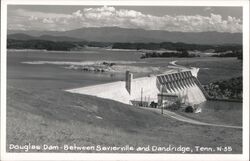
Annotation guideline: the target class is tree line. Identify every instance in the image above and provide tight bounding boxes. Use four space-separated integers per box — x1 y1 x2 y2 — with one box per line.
7 39 112 51
204 76 242 100
112 42 242 52
7 39 242 54
141 50 198 59
211 50 243 60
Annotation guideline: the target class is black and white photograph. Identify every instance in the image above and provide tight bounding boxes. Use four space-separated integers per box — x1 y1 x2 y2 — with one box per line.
1 0 249 160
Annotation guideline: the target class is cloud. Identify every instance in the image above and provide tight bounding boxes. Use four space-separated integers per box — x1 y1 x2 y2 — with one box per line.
8 6 242 33
204 7 213 12
72 10 83 17
42 18 54 24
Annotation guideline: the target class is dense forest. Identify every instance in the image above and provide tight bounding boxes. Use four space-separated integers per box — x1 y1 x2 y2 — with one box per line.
7 39 77 51
204 76 242 100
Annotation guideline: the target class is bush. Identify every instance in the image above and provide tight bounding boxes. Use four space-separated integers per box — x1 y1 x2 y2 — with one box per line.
185 106 194 113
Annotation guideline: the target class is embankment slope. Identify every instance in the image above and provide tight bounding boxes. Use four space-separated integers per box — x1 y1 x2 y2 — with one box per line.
7 85 242 153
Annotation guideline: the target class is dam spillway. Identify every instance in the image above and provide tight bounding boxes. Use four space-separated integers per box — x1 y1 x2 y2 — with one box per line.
66 69 206 106
156 71 206 105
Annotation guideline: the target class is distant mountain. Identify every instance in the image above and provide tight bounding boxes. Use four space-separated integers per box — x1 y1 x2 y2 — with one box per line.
38 35 84 42
7 33 36 41
8 33 84 42
8 27 242 44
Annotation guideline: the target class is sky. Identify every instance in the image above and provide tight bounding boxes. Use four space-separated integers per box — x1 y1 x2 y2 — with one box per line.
7 5 242 33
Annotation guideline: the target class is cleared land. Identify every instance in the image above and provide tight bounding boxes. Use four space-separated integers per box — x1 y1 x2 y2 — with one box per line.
7 50 242 153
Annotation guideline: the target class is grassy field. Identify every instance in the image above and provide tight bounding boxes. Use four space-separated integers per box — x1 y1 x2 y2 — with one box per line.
6 50 243 153
176 101 242 126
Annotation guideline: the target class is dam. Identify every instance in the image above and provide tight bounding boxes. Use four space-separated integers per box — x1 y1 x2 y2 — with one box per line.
66 67 207 107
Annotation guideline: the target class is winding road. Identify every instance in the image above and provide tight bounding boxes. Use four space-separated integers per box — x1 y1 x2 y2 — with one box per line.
143 107 242 129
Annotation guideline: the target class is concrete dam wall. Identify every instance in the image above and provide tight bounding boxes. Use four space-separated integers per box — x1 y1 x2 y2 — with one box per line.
66 69 206 106
157 71 206 105
66 76 159 105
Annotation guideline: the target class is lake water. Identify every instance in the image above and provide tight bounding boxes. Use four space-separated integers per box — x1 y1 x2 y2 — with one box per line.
7 49 242 125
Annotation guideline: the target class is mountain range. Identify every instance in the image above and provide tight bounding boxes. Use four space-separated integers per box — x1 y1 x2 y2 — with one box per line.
7 33 84 42
7 27 242 44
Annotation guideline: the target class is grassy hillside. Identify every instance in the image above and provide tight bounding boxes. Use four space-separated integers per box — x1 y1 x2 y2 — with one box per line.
7 85 242 153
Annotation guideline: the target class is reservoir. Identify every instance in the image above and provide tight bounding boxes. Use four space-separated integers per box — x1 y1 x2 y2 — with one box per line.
7 49 242 126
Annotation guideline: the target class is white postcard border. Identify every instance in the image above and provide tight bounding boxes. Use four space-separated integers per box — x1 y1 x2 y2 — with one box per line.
1 0 249 161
